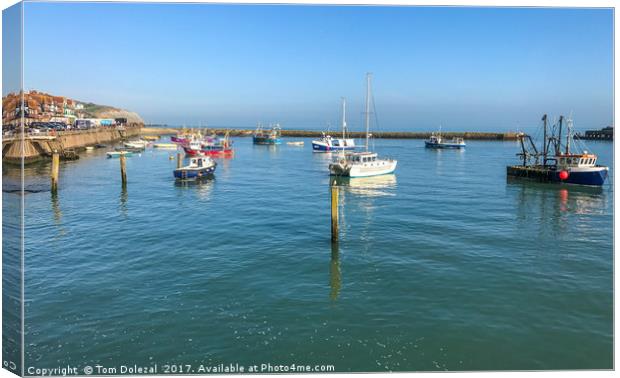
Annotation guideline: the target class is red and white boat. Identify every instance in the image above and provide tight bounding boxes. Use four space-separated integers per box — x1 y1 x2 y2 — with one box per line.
175 132 234 157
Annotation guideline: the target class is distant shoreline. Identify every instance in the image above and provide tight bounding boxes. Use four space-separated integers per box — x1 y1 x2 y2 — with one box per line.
141 126 522 141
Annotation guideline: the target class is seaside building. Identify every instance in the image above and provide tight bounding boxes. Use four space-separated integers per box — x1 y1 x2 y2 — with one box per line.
2 90 86 128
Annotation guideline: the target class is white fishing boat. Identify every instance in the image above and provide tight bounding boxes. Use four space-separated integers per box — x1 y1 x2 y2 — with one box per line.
329 73 397 177
124 140 149 149
153 143 178 149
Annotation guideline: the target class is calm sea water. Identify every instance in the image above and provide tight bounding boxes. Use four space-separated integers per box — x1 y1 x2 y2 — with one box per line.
3 137 613 372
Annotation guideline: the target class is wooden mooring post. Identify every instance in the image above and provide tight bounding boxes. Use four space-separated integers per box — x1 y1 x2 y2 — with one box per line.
51 151 60 193
120 154 127 187
331 182 339 242
177 153 182 169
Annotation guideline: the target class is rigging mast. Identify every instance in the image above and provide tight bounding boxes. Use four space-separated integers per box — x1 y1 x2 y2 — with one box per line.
365 72 372 152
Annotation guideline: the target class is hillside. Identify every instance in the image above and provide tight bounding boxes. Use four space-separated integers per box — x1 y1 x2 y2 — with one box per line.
81 102 144 124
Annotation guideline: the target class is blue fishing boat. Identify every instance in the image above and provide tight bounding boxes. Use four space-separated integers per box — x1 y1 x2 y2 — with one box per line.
424 133 466 149
312 133 356 151
173 156 217 180
507 114 609 186
253 123 282 145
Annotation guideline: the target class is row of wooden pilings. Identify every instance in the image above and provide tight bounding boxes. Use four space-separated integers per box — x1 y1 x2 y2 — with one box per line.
50 151 185 194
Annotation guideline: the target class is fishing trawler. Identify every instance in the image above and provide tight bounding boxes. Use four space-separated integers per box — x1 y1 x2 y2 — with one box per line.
424 130 466 149
329 74 397 178
174 156 217 180
312 121 356 152
174 131 234 157
199 131 234 156
507 114 608 186
253 123 282 145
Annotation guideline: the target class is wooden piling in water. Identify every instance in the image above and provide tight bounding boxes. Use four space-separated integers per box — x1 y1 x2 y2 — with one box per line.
51 152 60 193
331 183 339 242
120 154 127 186
177 153 182 169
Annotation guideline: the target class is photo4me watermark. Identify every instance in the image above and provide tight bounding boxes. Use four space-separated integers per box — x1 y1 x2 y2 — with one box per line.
26 363 336 375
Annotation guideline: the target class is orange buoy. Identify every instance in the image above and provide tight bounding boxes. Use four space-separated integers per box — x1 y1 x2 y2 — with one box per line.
559 170 569 180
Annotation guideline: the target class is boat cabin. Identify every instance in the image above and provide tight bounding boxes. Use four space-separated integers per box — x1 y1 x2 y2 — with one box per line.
556 153 598 168
336 152 378 163
188 157 211 168
428 135 442 144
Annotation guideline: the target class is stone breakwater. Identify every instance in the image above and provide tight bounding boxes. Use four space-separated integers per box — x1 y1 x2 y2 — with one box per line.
3 125 142 163
141 127 521 140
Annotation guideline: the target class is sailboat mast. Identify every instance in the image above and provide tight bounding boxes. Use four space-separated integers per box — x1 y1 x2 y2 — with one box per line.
341 97 347 157
342 98 346 141
365 73 371 152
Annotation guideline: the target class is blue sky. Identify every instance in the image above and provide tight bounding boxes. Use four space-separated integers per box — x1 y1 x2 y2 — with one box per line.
13 3 615 131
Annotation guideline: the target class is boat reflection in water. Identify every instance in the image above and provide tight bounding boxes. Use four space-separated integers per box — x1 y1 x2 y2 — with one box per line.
174 176 215 201
330 173 397 198
508 176 609 237
508 176 607 215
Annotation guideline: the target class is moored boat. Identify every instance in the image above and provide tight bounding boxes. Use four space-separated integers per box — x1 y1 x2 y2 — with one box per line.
424 132 466 149
506 114 608 186
329 74 397 178
253 123 282 145
173 156 217 180
107 151 134 158
287 141 305 146
171 136 189 144
312 129 356 152
124 140 148 149
153 143 178 149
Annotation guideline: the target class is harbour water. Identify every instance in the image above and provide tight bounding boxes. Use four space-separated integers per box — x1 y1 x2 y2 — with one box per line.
3 137 613 371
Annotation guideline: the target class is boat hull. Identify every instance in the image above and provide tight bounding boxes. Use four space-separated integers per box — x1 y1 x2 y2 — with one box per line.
555 167 608 186
329 160 397 178
312 141 356 152
506 165 608 186
253 136 281 145
173 165 217 179
183 146 234 156
425 141 466 149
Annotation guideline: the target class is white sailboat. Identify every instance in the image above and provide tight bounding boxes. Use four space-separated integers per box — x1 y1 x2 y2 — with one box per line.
329 73 397 177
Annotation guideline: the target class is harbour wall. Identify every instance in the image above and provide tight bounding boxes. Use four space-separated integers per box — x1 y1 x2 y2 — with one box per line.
3 125 142 163
141 127 521 140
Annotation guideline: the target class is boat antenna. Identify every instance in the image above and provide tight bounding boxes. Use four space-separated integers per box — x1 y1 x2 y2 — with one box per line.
565 116 572 155
565 111 574 155
365 72 372 152
542 114 547 166
556 115 564 156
